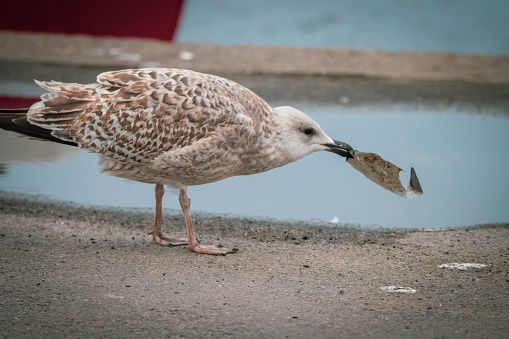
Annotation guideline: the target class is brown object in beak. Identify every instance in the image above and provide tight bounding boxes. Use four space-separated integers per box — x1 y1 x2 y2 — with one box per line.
347 150 423 199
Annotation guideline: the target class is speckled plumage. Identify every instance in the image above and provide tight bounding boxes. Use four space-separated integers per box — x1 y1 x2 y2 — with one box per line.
1 68 353 254
28 68 287 187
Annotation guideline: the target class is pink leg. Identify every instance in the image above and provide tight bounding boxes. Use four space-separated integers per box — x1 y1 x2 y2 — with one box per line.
179 187 236 255
151 184 188 246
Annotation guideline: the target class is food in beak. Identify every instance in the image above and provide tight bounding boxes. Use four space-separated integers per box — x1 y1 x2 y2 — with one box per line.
347 150 423 199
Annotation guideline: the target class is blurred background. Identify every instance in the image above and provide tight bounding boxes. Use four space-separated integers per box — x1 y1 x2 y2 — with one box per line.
2 0 508 54
178 0 509 54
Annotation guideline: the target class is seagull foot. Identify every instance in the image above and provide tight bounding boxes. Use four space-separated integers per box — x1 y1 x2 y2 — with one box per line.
152 234 188 246
188 244 237 255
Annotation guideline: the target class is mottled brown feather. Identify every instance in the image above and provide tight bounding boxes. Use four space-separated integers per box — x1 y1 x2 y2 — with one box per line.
9 68 284 186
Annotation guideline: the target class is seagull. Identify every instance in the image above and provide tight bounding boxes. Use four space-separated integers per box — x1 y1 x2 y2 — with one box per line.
0 68 353 255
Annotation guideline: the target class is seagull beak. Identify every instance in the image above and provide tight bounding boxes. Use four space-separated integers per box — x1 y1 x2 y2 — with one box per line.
324 140 354 159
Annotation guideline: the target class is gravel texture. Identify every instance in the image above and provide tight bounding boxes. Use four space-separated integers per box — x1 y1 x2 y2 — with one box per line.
1 192 507 338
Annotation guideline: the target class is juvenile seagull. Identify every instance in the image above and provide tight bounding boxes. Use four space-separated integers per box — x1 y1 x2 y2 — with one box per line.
0 68 353 255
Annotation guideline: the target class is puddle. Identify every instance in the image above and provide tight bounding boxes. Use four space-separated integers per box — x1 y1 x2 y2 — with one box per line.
1 105 508 229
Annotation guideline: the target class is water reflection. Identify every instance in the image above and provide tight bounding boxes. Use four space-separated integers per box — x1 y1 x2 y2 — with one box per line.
1 105 508 229
0 130 77 166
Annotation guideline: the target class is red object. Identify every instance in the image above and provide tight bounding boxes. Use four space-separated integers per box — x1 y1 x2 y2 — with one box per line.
0 96 39 109
1 0 185 41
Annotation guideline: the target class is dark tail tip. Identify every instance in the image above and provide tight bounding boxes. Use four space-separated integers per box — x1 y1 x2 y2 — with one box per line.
0 109 77 147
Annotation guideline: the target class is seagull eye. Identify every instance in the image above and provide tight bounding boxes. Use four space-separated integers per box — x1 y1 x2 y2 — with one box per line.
303 128 314 135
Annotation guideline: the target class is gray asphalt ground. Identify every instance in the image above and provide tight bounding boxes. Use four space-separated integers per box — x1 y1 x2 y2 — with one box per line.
1 33 508 338
1 192 508 338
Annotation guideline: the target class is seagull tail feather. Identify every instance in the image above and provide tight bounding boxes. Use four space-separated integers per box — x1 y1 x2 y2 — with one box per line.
0 109 78 146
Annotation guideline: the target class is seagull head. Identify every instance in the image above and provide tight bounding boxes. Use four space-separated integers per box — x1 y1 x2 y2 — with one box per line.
273 106 353 163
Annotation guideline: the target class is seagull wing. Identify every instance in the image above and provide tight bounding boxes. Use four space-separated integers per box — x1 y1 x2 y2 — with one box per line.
29 68 271 165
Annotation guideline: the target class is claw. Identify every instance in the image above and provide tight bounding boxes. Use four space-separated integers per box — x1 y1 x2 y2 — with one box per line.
153 235 188 246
